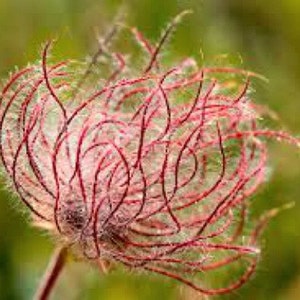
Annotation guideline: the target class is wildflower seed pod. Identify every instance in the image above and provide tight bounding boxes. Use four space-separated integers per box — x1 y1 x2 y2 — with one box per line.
0 19 298 296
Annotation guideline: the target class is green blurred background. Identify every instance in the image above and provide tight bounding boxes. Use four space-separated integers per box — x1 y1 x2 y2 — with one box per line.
0 0 300 299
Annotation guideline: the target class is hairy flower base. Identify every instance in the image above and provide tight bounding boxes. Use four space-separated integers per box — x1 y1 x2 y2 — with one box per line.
0 27 298 296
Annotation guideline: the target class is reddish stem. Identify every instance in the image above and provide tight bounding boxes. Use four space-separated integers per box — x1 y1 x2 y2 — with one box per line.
34 246 68 300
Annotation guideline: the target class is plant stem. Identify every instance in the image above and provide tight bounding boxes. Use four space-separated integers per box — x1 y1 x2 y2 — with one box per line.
34 246 68 300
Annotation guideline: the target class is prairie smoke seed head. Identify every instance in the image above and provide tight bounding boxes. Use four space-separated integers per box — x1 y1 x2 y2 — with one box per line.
0 20 298 296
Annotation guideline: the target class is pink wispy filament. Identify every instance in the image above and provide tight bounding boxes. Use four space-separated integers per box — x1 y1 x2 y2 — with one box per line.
0 28 298 296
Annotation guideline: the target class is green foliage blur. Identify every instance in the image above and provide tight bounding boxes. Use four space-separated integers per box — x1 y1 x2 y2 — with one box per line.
0 1 300 299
